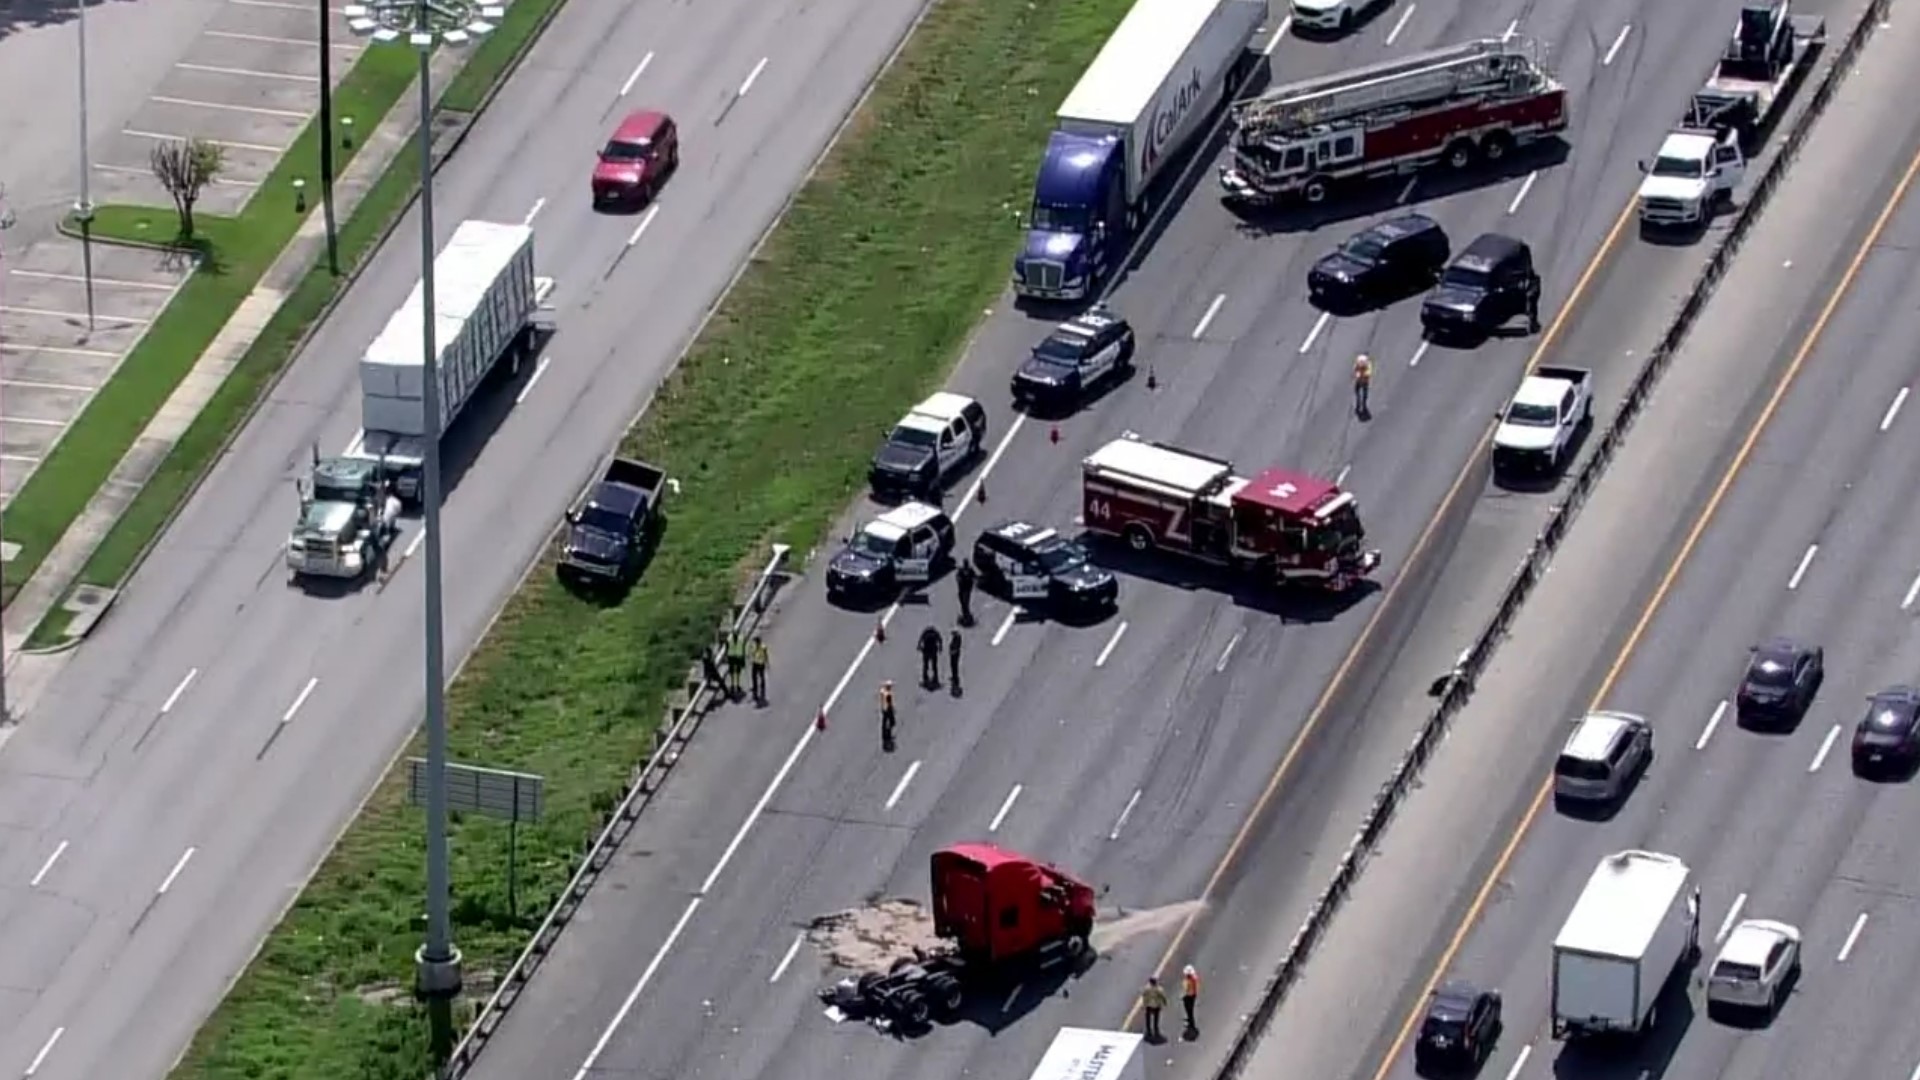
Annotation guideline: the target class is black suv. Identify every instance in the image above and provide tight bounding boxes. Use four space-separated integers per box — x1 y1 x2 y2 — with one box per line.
1414 980 1502 1073
1421 233 1541 340
1011 307 1136 413
1308 213 1450 310
972 520 1117 614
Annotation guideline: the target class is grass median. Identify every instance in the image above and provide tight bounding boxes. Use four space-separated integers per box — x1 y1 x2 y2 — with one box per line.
12 0 560 635
171 0 1136 1074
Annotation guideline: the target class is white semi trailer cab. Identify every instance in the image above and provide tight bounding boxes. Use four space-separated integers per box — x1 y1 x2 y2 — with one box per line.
347 219 554 504
1551 850 1701 1040
1026 1028 1145 1080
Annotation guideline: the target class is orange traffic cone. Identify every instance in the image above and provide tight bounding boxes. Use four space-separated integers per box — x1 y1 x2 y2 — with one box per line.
816 707 828 731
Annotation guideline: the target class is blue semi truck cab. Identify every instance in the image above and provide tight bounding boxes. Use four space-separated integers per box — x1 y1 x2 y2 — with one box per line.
1015 133 1132 301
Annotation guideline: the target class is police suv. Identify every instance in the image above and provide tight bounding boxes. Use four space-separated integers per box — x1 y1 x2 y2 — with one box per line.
826 502 956 604
971 520 1117 614
1010 308 1136 412
868 392 989 501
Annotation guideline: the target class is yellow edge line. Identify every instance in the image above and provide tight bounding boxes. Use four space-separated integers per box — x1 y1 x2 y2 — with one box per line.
1119 194 1637 1032
1360 125 1920 1080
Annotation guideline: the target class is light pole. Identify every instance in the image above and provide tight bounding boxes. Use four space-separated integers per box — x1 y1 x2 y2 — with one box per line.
75 0 96 332
1 183 14 725
340 0 501 1061
318 1 340 274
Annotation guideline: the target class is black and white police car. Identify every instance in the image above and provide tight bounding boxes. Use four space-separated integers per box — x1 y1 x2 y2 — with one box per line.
971 520 1117 613
826 501 956 603
1010 307 1136 412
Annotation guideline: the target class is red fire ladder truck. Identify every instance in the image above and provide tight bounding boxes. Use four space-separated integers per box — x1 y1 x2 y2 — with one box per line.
1219 37 1569 206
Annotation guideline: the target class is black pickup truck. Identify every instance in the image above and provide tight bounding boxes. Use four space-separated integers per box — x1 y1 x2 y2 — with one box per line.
559 457 667 587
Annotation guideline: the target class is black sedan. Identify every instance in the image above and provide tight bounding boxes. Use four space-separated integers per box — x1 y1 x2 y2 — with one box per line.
1736 636 1823 725
1413 980 1501 1074
1852 687 1920 775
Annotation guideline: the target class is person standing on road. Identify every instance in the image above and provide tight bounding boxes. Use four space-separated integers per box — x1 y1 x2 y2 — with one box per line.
749 634 770 705
1525 271 1543 334
879 680 898 752
947 629 963 694
1181 964 1201 1035
955 560 977 626
918 625 943 688
724 630 746 700
1139 976 1168 1042
1352 352 1374 417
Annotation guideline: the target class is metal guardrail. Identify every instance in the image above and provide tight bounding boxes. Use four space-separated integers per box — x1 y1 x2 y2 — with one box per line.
1211 1 1890 1074
441 542 792 1078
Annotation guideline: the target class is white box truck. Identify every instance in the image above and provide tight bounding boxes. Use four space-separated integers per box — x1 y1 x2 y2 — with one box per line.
1551 849 1700 1040
1011 0 1264 300
1026 1027 1145 1080
347 219 554 503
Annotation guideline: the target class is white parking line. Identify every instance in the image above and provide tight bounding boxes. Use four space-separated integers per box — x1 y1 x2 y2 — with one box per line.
991 607 1020 647
1 304 148 323
1262 16 1293 55
6 268 175 291
1602 24 1632 66
769 931 804 982
1408 339 1430 367
1506 171 1538 215
231 0 345 9
30 841 69 888
281 677 318 723
1881 386 1909 431
1502 1044 1532 1080
1192 293 1226 339
1095 621 1128 668
24 1027 63 1077
93 161 256 187
626 204 660 247
1904 570 1920 610
150 94 308 119
157 846 196 895
206 29 355 50
1298 310 1331 354
1808 724 1841 772
161 668 199 713
884 759 922 809
1715 892 1747 942
988 784 1023 832
0 343 118 359
1385 4 1415 45
515 355 552 404
1500 18 1520 41
1837 912 1868 962
1788 544 1818 590
1215 629 1243 672
737 57 769 98
0 416 66 428
1108 788 1142 840
1696 700 1726 750
2 377 101 393
124 129 285 154
0 453 41 465
523 197 546 226
175 62 318 83
619 52 654 97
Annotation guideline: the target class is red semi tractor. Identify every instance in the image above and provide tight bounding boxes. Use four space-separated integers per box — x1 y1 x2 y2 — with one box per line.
1081 435 1380 591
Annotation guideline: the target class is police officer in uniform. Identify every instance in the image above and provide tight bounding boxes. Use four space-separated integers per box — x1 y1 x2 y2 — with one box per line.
918 625 943 688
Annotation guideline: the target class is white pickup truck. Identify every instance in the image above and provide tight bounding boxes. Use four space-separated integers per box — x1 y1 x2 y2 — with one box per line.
1635 130 1746 229
1493 365 1591 478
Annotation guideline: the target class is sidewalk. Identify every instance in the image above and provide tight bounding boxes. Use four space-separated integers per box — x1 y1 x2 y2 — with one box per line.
2 41 470 720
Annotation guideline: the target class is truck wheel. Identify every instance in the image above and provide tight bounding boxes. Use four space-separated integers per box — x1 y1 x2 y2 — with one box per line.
1480 131 1514 163
929 974 964 1017
900 989 931 1026
1123 524 1155 552
1302 176 1332 204
1444 139 1477 170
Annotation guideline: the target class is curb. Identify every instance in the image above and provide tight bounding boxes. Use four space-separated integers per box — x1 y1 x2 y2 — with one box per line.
1208 3 1886 1076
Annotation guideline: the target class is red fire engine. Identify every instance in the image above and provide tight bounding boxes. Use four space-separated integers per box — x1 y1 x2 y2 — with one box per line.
1219 37 1569 206
1081 435 1381 590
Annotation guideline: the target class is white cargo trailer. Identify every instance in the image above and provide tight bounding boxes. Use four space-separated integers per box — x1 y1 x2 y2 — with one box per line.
1551 850 1700 1040
349 219 553 502
1026 1028 1145 1080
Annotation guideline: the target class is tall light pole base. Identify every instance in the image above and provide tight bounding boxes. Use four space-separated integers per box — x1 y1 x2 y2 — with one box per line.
414 944 464 999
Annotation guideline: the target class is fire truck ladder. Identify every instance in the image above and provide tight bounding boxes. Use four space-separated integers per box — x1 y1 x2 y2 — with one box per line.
1235 37 1541 138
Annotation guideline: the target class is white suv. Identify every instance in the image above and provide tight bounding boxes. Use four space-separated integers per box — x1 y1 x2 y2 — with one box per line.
1707 919 1800 1020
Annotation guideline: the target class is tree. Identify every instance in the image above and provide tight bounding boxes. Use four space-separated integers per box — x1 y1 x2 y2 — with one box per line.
148 137 224 240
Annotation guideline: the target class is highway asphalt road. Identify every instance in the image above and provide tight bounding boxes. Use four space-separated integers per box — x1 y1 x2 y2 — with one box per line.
464 0 1857 1078
0 0 943 1074
1237 10 1920 1080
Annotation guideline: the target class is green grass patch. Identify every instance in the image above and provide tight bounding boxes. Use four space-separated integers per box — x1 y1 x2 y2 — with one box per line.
170 0 1133 1074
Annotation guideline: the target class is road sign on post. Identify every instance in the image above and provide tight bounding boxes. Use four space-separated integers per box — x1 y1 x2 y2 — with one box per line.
407 759 544 918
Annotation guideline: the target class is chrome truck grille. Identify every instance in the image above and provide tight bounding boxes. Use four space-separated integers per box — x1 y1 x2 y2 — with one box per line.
1024 262 1064 291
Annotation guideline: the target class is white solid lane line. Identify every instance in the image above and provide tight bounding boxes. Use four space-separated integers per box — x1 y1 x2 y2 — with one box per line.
989 784 1023 833
1262 16 1292 56
1809 724 1841 773
1787 543 1818 590
619 51 654 97
515 355 553 404
1192 293 1226 339
1837 912 1868 962
769 931 804 983
1881 386 1909 431
1715 892 1747 942
1108 789 1143 840
1506 171 1538 215
1501 18 1520 41
405 528 428 560
1602 24 1632 66
1696 701 1727 750
158 847 197 895
572 897 702 1080
1215 629 1244 673
1299 310 1332 354
1908 1059 1920 1080
30 841 69 888
627 204 661 247
1501 1044 1532 1080
737 56 769 98
955 413 1027 515
523 197 546 227
282 677 318 723
161 668 198 713
991 607 1020 647
1095 621 1128 668
1408 339 1429 367
884 760 922 810
1334 463 1352 486
1385 4 1415 45
1395 176 1418 204
25 1027 63 1077
1904 571 1920 610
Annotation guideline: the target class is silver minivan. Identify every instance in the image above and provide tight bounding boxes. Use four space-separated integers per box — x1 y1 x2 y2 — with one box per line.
1553 711 1653 806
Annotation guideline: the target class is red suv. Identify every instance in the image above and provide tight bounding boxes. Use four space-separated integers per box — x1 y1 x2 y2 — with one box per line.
592 109 679 208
